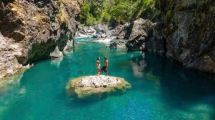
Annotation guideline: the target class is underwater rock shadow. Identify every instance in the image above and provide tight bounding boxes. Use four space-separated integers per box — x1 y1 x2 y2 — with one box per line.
142 52 215 110
130 52 215 119
61 90 129 109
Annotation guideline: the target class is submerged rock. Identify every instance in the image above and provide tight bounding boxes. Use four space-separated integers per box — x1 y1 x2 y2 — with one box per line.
66 75 131 98
0 72 24 93
51 57 63 67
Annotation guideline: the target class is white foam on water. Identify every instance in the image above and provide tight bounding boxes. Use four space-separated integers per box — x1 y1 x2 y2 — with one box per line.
93 38 113 44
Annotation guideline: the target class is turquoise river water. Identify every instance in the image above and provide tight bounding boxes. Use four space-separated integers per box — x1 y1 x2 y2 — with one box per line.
0 39 215 120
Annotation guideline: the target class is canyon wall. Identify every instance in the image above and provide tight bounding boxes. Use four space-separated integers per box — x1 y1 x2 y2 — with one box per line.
0 0 82 80
151 0 215 73
1 0 215 81
125 0 215 73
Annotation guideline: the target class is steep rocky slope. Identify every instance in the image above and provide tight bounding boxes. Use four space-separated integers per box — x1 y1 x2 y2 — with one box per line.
124 0 215 73
155 0 215 73
0 0 82 81
126 19 154 51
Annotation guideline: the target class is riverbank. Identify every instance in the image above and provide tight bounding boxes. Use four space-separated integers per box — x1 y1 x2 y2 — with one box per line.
75 18 155 51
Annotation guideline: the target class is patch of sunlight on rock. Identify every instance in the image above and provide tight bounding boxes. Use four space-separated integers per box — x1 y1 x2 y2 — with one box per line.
66 75 131 99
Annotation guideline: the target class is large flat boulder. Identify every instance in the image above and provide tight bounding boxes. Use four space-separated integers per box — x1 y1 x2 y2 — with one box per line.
66 75 131 98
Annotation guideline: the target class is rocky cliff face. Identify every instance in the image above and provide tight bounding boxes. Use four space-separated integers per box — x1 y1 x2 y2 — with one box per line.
0 0 82 80
154 0 215 73
126 19 154 51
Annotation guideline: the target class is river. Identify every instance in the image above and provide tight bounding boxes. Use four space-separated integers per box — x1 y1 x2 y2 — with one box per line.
0 38 215 120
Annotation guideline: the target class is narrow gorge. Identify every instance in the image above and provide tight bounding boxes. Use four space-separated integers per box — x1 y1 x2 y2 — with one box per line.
1 0 214 82
0 0 215 119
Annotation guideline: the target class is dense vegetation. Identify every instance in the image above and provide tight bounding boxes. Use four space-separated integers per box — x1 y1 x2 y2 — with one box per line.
79 0 157 25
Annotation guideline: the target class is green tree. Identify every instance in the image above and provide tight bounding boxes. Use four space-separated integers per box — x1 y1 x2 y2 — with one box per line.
79 0 157 25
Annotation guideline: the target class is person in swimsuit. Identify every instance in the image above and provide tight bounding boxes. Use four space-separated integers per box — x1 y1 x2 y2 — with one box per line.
101 57 108 75
96 57 101 75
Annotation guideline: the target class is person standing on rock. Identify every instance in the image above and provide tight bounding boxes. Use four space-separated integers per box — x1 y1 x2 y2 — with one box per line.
96 57 101 75
101 57 108 75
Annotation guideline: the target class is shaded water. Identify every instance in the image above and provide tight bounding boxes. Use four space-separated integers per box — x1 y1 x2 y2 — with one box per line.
0 39 215 120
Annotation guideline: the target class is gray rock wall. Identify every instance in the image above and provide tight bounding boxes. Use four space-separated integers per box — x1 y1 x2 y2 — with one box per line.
156 0 215 73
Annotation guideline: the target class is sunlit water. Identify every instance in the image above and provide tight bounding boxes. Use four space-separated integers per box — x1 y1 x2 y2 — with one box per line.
1 39 215 120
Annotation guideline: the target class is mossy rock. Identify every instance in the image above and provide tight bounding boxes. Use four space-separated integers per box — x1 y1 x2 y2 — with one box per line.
66 75 131 99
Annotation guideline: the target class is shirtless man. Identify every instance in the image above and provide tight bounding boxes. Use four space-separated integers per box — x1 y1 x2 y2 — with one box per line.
96 57 101 75
102 57 108 75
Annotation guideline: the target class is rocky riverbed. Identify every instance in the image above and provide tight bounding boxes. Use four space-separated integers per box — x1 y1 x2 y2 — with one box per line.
75 18 155 51
66 75 131 98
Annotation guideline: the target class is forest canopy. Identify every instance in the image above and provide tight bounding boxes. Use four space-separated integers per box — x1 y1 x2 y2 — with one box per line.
79 0 157 25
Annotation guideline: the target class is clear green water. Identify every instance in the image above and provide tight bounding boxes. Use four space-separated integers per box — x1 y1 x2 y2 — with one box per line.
1 39 215 120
